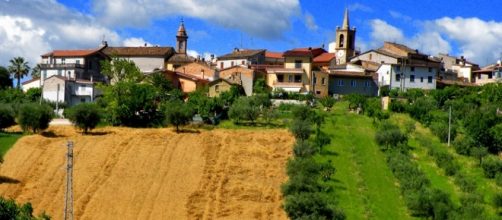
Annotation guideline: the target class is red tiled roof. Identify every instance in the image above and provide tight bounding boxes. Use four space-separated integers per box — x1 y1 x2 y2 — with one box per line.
42 49 100 57
103 47 175 57
21 77 40 85
175 72 209 83
265 51 283 59
283 47 326 57
313 53 336 63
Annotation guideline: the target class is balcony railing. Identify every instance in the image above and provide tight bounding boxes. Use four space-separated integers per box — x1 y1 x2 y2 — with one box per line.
273 81 303 88
40 63 84 69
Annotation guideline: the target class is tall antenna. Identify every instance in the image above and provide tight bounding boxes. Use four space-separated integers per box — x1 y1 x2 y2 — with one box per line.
63 141 74 220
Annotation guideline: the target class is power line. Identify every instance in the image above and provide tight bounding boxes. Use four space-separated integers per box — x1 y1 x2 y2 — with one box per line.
64 141 74 220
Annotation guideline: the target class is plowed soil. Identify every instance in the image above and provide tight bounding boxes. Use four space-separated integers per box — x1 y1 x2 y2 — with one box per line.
0 126 293 220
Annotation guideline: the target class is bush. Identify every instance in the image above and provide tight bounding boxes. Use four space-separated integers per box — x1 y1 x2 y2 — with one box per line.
454 173 477 193
0 104 15 131
65 103 101 134
163 101 193 133
319 96 335 111
495 173 502 187
375 127 407 150
292 105 313 122
283 193 345 220
0 196 50 220
481 156 502 178
453 135 474 156
493 193 502 208
389 99 407 112
228 97 260 123
18 103 53 133
290 119 312 142
293 141 317 158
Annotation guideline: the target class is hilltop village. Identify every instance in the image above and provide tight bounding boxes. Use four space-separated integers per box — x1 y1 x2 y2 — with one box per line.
20 10 502 107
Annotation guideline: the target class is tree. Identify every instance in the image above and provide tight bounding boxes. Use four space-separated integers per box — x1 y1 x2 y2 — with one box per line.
290 119 312 142
0 66 13 90
100 57 142 83
18 103 53 133
481 156 502 178
0 197 50 220
492 193 502 210
25 88 42 102
319 96 335 111
147 71 176 102
164 100 193 133
65 103 101 134
283 193 345 220
228 97 260 124
470 147 488 165
253 77 268 94
8 57 30 89
0 105 16 132
31 64 41 79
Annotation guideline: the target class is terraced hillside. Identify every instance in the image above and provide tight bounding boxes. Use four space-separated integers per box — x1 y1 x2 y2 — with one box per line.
0 126 293 220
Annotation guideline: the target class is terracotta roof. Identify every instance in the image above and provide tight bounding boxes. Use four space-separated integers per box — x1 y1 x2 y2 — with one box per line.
218 49 265 60
103 47 175 57
473 64 500 73
22 77 40 85
283 47 326 57
313 53 336 63
265 51 283 59
168 53 196 63
175 72 209 83
42 49 101 58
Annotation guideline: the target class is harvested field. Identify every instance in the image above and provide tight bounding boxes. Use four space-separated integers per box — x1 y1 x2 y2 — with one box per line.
0 126 293 220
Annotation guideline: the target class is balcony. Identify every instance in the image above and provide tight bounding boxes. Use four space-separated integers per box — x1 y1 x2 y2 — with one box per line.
40 63 84 69
273 81 303 92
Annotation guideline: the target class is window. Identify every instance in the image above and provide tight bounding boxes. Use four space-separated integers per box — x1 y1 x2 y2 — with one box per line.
62 58 66 64
410 67 415 72
288 75 293 82
339 34 345 47
338 80 344 86
81 98 86 103
428 76 433 83
365 81 371 87
231 61 234 66
294 75 302 83
57 69 62 76
316 91 321 95
295 60 302 68
410 75 415 82
313 76 317 84
396 66 401 72
220 62 224 69
321 77 326 85
369 54 373 61
277 74 284 82
351 80 357 87
420 77 424 83
215 85 220 92
43 70 47 79
396 74 401 81
76 60 80 65
67 71 71 77
241 60 245 65
428 67 432 72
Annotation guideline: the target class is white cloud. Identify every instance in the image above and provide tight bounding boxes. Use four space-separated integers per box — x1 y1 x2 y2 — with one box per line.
369 19 404 47
348 3 373 12
123 37 151 47
187 50 214 61
92 0 301 39
304 12 318 31
0 0 122 67
389 10 412 22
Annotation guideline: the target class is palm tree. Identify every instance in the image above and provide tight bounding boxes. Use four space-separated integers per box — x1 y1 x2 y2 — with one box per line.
8 57 30 89
31 64 42 79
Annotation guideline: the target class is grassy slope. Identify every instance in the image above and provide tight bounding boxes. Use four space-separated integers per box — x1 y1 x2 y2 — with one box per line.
320 103 412 220
0 132 22 156
392 113 502 216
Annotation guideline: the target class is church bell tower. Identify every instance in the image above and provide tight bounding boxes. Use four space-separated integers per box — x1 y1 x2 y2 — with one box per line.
335 9 356 64
176 20 188 54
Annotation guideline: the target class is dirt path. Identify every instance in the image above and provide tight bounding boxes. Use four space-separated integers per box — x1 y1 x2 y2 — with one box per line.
0 126 292 220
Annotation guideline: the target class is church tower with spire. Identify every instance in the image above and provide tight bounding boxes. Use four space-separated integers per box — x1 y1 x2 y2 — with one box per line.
335 9 356 64
176 20 188 54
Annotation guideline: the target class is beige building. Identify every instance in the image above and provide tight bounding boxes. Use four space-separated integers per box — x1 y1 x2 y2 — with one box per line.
208 78 240 97
175 62 217 81
219 65 255 96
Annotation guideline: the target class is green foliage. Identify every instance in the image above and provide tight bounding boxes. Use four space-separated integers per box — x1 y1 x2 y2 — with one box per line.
463 104 501 153
494 193 502 208
65 103 101 134
293 140 316 158
292 105 313 122
389 99 407 112
0 196 50 220
318 96 335 111
8 57 30 89
101 82 163 127
18 103 53 133
454 173 477 193
146 71 177 102
25 88 42 102
253 77 268 94
290 119 312 142
453 194 488 219
452 135 474 156
100 57 142 83
429 120 455 143
345 94 367 112
375 122 407 150
0 104 15 131
163 100 193 133
495 173 502 187
228 96 260 123
470 147 489 166
480 156 502 178
0 88 27 104
0 66 13 90
284 193 345 220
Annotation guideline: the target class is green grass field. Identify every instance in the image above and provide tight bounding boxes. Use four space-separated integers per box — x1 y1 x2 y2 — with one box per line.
0 132 22 156
319 103 413 220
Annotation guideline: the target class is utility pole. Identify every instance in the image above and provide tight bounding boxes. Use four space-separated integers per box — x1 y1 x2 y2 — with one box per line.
448 106 452 147
64 141 74 220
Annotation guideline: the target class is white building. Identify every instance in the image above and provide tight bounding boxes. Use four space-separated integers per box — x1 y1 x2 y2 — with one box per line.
217 49 266 70
42 75 100 115
103 46 175 73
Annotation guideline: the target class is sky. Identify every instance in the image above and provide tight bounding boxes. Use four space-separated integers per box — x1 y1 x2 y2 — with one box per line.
1 0 501 76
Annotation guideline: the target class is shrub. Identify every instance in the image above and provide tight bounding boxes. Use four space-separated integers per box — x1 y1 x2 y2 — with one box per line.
454 173 477 193
375 128 407 150
495 173 502 187
389 100 407 112
481 156 502 178
0 196 50 220
283 193 345 220
314 131 331 152
454 194 487 219
163 101 193 133
65 103 101 134
18 103 53 133
493 193 502 208
453 135 474 156
0 104 15 131
470 147 489 165
293 141 317 158
319 96 335 111
292 105 313 122
228 97 260 123
290 119 312 142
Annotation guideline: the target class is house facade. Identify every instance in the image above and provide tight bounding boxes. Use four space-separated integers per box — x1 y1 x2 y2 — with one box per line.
217 49 266 70
328 63 378 96
472 63 502 85
42 75 99 111
103 46 175 74
219 65 255 96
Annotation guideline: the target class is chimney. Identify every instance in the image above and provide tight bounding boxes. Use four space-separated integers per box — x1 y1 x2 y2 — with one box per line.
144 43 147 47
201 69 205 79
210 54 215 60
234 48 239 52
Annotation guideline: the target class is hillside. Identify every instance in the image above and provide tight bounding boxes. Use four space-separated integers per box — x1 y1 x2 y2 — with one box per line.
0 126 293 220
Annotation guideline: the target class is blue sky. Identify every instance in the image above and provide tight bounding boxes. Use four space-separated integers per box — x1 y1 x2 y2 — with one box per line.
1 0 501 72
